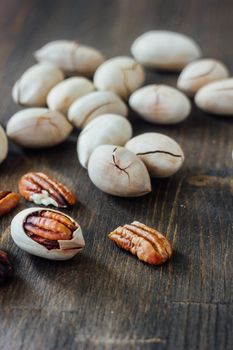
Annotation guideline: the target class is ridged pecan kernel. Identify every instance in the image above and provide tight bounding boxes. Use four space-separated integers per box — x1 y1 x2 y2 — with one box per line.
18 172 76 208
108 221 172 265
24 210 78 250
0 191 20 217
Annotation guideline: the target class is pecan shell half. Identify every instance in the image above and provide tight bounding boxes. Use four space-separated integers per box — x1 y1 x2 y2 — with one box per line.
24 210 78 250
108 221 172 265
0 191 20 217
18 172 76 208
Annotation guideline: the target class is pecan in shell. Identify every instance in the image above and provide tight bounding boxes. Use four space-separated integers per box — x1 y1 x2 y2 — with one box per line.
24 210 78 250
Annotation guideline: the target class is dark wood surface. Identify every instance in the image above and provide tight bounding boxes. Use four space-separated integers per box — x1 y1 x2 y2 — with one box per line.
0 0 233 349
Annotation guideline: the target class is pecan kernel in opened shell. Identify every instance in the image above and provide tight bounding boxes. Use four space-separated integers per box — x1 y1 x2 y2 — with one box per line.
24 210 77 250
108 221 172 265
0 191 20 217
11 208 85 260
18 172 76 208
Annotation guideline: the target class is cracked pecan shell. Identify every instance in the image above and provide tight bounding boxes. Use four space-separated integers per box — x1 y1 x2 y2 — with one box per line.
18 172 76 208
0 191 20 217
109 221 172 265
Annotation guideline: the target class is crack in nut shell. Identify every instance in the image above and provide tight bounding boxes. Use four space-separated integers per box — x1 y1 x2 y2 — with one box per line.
24 210 78 250
0 250 13 285
0 191 20 217
18 172 76 207
108 221 172 265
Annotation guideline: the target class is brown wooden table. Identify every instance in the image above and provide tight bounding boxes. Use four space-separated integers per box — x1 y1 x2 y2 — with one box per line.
0 0 232 349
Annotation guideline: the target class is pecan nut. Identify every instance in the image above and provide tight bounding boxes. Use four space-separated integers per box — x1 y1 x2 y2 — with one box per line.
0 191 20 217
18 172 76 208
0 250 13 285
24 210 77 250
108 221 172 265
11 208 85 260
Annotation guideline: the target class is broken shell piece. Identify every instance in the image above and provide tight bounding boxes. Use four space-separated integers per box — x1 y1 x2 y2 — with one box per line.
34 40 105 77
12 63 64 107
88 145 151 197
77 114 133 168
125 133 184 177
11 207 85 260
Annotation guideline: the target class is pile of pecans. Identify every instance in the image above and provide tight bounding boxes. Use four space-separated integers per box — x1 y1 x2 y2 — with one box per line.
0 30 232 273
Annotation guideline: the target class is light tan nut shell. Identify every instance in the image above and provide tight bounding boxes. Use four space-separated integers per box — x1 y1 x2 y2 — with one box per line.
0 125 8 164
129 84 191 124
11 207 85 260
77 114 133 168
194 78 233 115
68 91 128 129
12 63 64 107
47 77 95 114
126 132 184 177
88 145 151 197
93 56 145 100
177 59 229 96
7 108 73 148
34 40 105 77
131 30 201 71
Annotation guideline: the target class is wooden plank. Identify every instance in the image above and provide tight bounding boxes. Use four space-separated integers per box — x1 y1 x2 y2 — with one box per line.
0 0 232 349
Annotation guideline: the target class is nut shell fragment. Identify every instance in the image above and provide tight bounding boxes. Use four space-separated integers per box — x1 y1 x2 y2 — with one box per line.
109 221 172 265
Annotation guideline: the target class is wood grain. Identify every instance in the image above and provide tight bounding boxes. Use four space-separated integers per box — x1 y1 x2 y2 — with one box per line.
0 0 232 349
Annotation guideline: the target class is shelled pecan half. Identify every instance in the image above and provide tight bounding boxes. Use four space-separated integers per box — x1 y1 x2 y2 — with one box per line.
0 191 20 217
109 221 172 265
18 172 76 208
